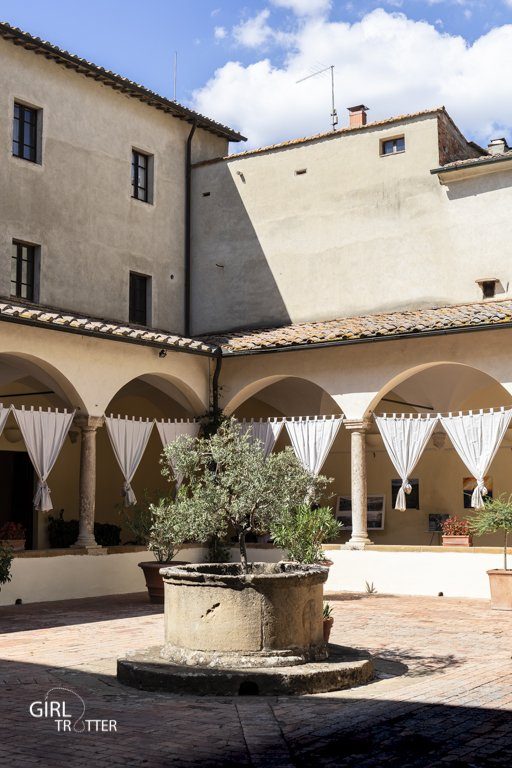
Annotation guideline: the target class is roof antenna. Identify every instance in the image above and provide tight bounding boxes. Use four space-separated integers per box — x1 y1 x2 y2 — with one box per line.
296 65 338 131
173 51 177 101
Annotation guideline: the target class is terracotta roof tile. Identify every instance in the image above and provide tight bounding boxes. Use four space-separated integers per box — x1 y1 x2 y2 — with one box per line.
0 300 216 355
202 300 512 354
433 150 512 173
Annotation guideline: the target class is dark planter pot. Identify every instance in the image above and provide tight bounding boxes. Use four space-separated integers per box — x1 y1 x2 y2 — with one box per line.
0 538 25 551
323 617 334 643
487 569 512 611
442 535 472 547
138 560 188 604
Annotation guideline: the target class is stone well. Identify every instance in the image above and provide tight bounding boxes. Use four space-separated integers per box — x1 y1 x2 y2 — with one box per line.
160 562 328 668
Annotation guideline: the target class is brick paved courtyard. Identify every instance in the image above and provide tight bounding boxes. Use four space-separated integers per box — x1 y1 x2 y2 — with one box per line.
1 590 511 767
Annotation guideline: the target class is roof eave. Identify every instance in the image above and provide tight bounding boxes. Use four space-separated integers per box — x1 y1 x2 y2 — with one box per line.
0 22 246 143
431 154 512 181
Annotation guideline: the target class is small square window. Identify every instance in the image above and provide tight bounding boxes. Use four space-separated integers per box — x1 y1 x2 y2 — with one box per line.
391 478 419 509
381 136 405 156
131 150 153 203
11 240 38 302
13 103 40 162
129 272 151 325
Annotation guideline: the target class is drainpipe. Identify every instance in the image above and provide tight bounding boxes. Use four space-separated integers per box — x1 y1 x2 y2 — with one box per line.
184 120 197 337
211 348 223 424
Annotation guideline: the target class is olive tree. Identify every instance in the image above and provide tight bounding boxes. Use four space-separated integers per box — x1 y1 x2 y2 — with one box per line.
159 419 330 572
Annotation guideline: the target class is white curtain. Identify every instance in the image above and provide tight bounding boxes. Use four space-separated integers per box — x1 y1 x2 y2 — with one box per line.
13 406 75 512
0 405 11 436
155 419 200 488
238 419 284 458
105 416 154 506
440 409 512 509
285 416 343 474
375 414 438 511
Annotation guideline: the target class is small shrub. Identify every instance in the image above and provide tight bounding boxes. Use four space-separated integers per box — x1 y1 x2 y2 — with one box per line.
148 499 190 563
470 494 512 570
323 602 333 619
0 522 26 540
47 512 121 548
94 523 121 547
0 546 13 590
271 505 341 564
441 516 470 536
365 580 378 594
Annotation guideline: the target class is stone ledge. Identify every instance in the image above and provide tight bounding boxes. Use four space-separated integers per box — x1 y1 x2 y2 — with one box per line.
117 643 374 696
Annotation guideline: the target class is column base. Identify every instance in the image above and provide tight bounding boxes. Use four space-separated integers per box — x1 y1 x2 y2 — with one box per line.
346 536 373 550
71 536 101 549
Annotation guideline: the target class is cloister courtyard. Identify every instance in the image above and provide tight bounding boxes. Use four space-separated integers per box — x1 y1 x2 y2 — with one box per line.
1 590 511 767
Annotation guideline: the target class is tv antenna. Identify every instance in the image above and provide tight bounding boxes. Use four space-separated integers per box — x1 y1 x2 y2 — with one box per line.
296 64 338 131
173 51 177 101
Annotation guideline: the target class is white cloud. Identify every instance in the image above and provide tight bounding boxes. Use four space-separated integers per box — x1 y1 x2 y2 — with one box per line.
214 26 227 40
193 9 512 149
232 10 274 48
270 0 332 16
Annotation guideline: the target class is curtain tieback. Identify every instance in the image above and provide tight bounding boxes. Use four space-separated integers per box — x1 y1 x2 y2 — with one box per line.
402 480 412 495
34 480 52 512
122 481 137 507
471 478 488 510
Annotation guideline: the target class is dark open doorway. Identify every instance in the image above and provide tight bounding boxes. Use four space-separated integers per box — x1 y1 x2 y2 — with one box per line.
0 451 35 549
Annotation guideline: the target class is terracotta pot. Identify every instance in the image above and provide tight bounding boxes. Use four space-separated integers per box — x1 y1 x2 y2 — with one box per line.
138 560 188 604
487 569 512 611
0 539 25 551
442 535 472 547
323 617 334 643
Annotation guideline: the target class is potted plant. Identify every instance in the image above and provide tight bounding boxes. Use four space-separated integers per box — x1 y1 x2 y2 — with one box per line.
323 603 334 643
124 495 189 604
157 419 332 667
271 504 342 564
441 516 472 547
0 522 26 551
470 494 512 610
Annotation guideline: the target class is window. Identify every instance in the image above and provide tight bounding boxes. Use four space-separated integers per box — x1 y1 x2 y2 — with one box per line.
391 478 419 510
11 241 36 301
131 150 153 202
129 273 151 325
335 495 386 530
381 136 405 156
13 103 39 162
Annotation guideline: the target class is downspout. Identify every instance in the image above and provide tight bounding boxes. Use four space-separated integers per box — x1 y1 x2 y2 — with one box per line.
184 120 197 337
211 348 223 425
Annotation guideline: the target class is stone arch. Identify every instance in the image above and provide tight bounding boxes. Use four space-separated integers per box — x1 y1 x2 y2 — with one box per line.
0 351 87 411
224 375 341 417
364 361 512 418
102 372 205 418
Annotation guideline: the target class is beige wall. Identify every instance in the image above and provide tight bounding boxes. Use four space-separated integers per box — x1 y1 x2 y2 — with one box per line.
0 38 227 333
191 114 512 334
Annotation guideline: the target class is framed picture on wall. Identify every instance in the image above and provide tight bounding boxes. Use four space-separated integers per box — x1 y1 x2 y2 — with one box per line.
428 513 449 532
463 476 492 509
335 495 386 530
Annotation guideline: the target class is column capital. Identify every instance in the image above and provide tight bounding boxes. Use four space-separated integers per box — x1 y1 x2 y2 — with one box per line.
344 418 371 432
74 414 104 431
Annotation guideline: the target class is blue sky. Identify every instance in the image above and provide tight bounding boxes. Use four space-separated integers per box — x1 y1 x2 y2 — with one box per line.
2 1 512 148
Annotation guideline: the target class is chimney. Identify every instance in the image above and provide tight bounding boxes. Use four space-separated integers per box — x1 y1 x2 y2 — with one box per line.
487 138 509 156
347 104 369 129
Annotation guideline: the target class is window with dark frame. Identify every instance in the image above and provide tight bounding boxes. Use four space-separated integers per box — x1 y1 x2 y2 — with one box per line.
13 103 38 162
391 478 419 509
131 150 150 202
129 273 150 325
11 241 36 301
381 136 405 156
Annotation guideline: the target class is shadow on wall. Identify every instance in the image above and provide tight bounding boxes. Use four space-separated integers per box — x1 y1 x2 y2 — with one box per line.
191 161 291 335
442 167 512 201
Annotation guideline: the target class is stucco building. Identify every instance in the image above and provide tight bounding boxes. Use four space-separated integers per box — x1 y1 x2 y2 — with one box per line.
2 21 512 602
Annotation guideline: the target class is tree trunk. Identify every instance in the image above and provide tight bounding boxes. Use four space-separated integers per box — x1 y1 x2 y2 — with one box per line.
239 530 248 574
505 530 508 571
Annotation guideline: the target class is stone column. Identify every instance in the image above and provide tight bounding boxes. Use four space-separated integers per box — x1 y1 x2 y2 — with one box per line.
345 419 373 549
73 415 104 550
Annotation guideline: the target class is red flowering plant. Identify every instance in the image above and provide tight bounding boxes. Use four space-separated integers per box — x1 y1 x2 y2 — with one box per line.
441 516 471 536
0 522 26 540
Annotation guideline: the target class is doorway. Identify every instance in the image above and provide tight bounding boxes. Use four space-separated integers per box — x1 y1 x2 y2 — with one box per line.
0 451 35 549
